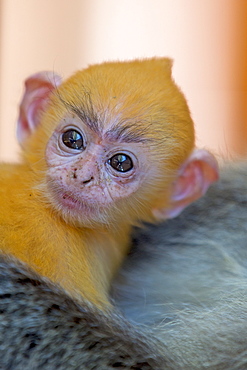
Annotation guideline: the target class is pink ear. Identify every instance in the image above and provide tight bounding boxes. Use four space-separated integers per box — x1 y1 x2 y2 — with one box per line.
153 149 219 219
17 72 62 144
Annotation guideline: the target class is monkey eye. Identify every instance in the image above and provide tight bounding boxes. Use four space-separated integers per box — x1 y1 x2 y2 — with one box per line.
109 153 133 172
62 129 84 150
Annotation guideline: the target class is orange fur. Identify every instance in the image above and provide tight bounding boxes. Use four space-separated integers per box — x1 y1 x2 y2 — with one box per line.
0 162 130 306
0 58 207 307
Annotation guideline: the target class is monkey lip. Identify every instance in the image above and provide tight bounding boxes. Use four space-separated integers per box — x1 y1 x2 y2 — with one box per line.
60 192 97 214
61 193 86 209
62 193 79 203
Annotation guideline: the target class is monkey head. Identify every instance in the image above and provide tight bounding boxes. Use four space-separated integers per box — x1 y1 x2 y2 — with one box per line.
17 58 218 227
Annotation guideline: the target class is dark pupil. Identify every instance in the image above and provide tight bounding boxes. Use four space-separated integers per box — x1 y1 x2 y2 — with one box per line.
62 130 83 150
109 154 133 172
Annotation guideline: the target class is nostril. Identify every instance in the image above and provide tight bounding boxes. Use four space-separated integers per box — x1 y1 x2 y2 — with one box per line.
82 176 94 185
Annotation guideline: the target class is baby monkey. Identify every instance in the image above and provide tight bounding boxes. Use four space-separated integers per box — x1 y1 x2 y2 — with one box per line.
0 58 218 307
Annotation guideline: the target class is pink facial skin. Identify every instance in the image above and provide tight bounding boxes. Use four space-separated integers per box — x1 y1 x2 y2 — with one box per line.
45 114 149 226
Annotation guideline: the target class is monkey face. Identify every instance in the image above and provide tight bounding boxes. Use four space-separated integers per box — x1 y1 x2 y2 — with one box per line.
45 113 151 227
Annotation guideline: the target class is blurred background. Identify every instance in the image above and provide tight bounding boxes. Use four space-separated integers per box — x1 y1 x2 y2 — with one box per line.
0 0 246 161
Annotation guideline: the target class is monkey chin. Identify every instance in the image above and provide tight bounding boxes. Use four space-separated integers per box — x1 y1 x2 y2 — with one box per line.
47 189 117 229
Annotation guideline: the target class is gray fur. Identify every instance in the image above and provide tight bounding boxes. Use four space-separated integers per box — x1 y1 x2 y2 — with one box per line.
1 162 247 369
0 255 167 369
112 162 247 369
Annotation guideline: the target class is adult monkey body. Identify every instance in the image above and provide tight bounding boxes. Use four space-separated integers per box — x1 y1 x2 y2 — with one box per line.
113 162 247 369
1 162 247 369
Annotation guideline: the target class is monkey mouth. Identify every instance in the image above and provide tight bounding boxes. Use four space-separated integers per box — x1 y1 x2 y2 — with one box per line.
62 193 80 205
61 192 89 210
60 191 102 216
48 182 110 220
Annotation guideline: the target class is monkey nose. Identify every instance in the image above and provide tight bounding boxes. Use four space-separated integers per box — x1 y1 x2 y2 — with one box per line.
81 176 94 185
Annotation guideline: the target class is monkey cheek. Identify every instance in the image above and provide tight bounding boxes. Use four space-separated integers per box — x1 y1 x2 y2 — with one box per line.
107 180 140 201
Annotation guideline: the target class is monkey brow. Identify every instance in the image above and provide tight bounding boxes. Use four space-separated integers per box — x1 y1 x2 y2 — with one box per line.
57 89 101 134
57 90 153 143
105 122 153 143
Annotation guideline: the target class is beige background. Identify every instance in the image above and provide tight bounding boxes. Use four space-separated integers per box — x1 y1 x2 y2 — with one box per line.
0 0 246 161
